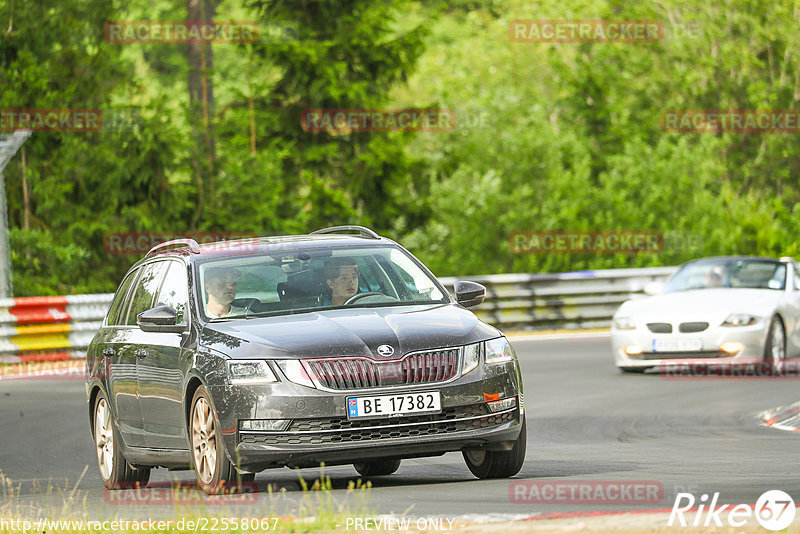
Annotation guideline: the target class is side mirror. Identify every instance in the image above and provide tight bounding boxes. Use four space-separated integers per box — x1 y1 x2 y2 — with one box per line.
643 281 665 296
454 281 486 308
137 305 187 333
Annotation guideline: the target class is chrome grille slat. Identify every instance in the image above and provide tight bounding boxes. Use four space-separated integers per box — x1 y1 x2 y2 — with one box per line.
305 348 460 391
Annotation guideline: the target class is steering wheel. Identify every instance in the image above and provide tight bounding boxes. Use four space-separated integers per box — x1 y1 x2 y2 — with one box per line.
344 291 388 305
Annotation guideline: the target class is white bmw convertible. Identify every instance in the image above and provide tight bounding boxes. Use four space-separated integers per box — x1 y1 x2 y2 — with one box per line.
612 256 800 373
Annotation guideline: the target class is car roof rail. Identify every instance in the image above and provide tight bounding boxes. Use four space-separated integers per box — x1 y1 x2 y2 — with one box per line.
146 238 201 256
310 225 381 239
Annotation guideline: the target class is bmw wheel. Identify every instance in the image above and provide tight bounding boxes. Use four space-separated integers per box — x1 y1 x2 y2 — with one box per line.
764 316 786 375
190 386 255 495
463 417 526 479
93 391 150 489
619 366 650 374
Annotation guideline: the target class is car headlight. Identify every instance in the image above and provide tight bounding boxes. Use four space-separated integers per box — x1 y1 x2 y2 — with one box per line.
276 360 316 389
227 360 278 384
462 342 482 375
485 337 515 364
613 317 636 330
721 314 761 327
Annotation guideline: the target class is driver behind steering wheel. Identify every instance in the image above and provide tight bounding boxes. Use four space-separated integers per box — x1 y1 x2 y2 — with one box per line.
323 258 360 306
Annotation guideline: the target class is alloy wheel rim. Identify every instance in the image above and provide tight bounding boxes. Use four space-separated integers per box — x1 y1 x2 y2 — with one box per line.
192 397 217 485
465 449 486 465
95 398 114 480
772 322 785 363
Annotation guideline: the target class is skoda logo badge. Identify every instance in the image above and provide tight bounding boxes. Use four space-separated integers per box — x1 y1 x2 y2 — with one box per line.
376 345 395 357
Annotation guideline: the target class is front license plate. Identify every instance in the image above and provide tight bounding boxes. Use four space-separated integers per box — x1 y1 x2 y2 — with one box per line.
652 338 702 352
346 391 441 419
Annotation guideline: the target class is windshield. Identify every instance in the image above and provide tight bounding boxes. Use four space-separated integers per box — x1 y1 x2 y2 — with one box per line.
665 258 786 293
196 245 448 320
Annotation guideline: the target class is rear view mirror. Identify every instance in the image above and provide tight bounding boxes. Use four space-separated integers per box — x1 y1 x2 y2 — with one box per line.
137 305 186 333
454 281 486 308
643 281 665 296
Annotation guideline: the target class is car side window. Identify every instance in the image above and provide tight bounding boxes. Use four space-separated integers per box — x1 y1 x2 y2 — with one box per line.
106 268 139 326
795 266 800 290
125 261 169 325
157 261 189 324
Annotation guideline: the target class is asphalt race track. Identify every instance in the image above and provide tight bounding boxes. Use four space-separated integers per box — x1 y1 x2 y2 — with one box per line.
2 333 799 522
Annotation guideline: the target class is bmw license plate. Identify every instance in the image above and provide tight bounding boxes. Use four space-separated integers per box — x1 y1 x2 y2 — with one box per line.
346 391 441 419
652 338 702 352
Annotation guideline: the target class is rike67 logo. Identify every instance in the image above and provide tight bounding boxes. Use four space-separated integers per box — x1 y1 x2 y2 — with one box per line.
669 490 795 531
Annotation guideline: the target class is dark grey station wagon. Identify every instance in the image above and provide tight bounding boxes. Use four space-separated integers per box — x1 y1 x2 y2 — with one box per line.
87 226 526 494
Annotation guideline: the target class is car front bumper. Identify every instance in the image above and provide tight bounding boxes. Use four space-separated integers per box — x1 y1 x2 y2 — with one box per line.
612 323 769 369
208 361 524 472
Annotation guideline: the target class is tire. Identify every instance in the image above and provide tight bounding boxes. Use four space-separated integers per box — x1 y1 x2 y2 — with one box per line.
764 315 786 375
463 417 526 479
190 386 255 495
354 459 401 477
93 391 151 489
619 366 649 374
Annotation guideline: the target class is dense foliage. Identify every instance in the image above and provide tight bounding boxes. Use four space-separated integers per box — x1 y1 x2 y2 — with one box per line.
1 0 799 295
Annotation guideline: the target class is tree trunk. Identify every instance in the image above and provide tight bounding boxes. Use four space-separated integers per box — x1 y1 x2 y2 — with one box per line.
187 0 217 227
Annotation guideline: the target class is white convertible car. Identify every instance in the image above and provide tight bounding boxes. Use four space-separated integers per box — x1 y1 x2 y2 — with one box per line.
612 256 800 373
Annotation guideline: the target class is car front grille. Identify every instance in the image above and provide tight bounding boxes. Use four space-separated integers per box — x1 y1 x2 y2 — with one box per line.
239 403 516 446
304 348 460 390
647 322 673 333
679 322 709 333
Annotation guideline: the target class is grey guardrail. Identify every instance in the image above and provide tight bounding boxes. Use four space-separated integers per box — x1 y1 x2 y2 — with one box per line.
0 266 678 363
438 266 678 330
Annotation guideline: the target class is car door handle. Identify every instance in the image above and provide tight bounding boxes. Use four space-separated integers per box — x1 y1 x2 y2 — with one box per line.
134 349 148 359
102 348 115 357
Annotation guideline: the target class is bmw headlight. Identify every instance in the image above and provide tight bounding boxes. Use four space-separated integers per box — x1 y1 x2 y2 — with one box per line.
722 314 761 327
613 317 636 330
227 360 278 384
485 337 515 364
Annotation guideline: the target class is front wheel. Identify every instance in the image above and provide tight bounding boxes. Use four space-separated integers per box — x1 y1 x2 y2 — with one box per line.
764 316 786 375
619 366 650 374
463 417 526 479
354 459 401 477
93 391 150 489
190 386 255 495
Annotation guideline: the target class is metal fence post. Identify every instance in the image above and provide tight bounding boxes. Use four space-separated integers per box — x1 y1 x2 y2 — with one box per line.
0 131 33 298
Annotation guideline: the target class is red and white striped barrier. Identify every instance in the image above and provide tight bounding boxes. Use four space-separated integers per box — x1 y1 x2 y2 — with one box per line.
0 294 112 363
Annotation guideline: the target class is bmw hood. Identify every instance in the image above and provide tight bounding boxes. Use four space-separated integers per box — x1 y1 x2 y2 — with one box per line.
615 288 782 325
200 304 500 360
